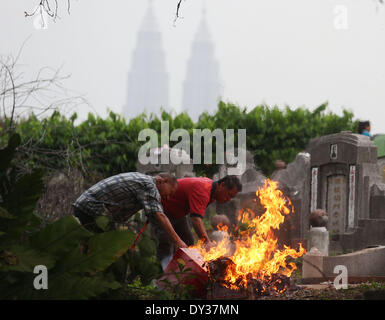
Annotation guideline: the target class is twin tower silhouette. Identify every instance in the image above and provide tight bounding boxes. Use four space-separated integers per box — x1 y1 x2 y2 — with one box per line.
123 2 221 122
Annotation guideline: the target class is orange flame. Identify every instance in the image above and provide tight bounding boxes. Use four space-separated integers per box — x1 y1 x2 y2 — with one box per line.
192 179 306 290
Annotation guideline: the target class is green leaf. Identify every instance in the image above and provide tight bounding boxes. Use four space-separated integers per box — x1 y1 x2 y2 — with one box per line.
138 233 156 257
26 274 121 300
1 169 45 239
0 245 55 272
8 134 21 149
60 230 135 274
95 216 110 231
77 230 136 272
29 215 92 259
25 213 43 232
0 134 21 172
135 256 162 283
0 207 14 219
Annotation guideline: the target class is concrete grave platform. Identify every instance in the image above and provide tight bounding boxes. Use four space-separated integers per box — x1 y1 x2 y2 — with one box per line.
302 245 385 283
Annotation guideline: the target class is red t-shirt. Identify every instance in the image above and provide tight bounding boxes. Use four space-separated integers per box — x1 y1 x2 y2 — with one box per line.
161 177 214 219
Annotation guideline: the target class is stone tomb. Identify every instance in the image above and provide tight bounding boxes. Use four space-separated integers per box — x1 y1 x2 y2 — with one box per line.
302 245 385 281
307 132 385 252
374 134 385 183
213 148 266 226
271 152 311 249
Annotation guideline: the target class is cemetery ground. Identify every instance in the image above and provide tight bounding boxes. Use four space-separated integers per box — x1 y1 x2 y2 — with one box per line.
261 261 385 300
279 282 385 300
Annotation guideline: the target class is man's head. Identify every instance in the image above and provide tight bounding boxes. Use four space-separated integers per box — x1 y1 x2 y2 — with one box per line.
213 175 242 204
155 173 178 201
274 160 286 170
309 209 328 228
358 120 371 133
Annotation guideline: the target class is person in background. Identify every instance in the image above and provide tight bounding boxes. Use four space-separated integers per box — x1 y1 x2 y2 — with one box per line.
358 121 371 137
152 175 242 269
72 172 188 251
210 214 231 243
271 159 287 180
274 159 287 170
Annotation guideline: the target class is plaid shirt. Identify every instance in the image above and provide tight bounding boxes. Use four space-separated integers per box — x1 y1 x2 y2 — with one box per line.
73 172 163 222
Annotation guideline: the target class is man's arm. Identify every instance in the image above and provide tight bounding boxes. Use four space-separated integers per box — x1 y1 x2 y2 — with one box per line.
190 215 210 243
137 183 187 249
154 211 188 249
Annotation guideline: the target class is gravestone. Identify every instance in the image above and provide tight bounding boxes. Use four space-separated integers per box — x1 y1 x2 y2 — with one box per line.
214 148 266 227
370 183 385 219
326 175 347 235
271 152 311 248
378 158 385 183
374 134 385 183
306 131 385 252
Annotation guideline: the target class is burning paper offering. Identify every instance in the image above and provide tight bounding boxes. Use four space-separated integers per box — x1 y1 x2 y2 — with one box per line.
193 179 306 296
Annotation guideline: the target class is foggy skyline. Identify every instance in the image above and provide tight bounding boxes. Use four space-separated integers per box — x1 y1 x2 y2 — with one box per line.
1 0 385 133
123 1 170 119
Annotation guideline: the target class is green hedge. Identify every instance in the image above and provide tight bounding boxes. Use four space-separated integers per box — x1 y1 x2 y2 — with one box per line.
1 101 357 178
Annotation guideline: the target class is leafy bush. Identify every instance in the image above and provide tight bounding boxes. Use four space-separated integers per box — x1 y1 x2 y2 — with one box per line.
9 102 358 178
0 135 195 299
0 133 136 299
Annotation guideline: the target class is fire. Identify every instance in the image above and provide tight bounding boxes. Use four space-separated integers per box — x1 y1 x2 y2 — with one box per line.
192 179 306 291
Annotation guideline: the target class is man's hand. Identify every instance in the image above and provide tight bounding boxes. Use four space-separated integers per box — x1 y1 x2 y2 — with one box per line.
154 211 187 250
190 215 211 245
204 240 215 251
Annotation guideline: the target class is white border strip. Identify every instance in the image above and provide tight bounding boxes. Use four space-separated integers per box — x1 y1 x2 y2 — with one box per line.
348 165 356 229
310 167 318 212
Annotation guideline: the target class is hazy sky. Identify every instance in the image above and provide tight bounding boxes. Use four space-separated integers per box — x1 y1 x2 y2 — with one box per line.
1 0 385 133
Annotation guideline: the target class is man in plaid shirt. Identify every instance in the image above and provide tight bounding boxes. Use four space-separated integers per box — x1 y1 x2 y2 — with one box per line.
73 172 187 249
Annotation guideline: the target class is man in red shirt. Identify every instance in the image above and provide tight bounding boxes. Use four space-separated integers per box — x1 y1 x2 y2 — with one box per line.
150 175 242 269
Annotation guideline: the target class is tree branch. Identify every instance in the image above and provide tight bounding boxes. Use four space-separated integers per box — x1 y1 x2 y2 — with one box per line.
24 0 72 22
0 41 89 133
174 0 184 24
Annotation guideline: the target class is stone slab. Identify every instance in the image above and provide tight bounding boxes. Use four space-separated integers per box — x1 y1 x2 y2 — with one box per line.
302 245 385 279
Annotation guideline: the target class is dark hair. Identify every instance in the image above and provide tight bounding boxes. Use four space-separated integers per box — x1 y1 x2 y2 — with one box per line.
157 172 177 185
309 209 328 228
358 121 370 134
217 175 242 192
